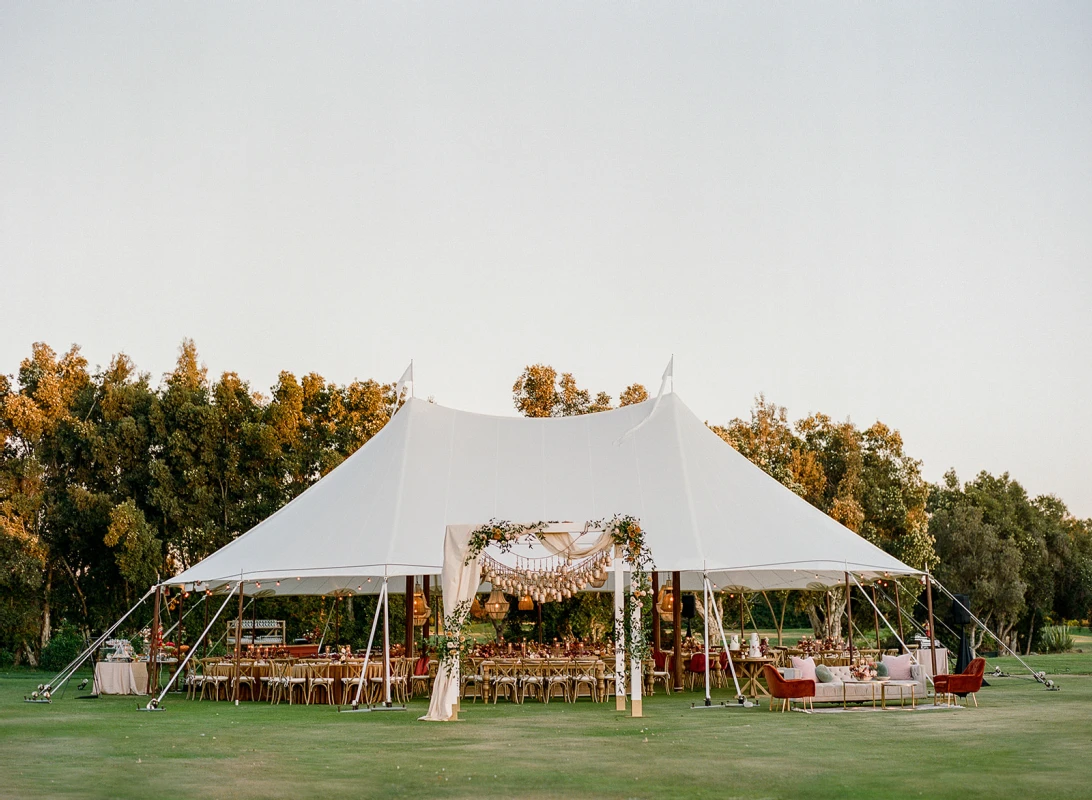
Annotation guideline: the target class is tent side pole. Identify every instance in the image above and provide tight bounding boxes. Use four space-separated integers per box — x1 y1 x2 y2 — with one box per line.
845 572 854 664
614 546 625 710
925 569 938 684
351 580 387 707
894 581 906 653
404 576 414 661
871 585 881 649
232 579 245 700
672 571 683 692
703 573 711 705
383 577 392 706
144 584 239 710
149 584 162 694
46 585 155 695
706 577 743 699
651 571 661 653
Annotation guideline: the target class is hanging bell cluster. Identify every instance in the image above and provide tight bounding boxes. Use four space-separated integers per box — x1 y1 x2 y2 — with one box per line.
482 551 612 604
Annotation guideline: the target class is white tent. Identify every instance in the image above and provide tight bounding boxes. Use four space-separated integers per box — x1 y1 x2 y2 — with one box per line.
169 392 919 594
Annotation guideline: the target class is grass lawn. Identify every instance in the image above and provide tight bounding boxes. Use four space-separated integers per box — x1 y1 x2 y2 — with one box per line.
2 652 1090 800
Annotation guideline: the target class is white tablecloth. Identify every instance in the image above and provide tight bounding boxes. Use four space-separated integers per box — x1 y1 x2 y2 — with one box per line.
93 661 149 695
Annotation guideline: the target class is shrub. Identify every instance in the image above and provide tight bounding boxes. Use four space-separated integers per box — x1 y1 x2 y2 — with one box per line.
1038 625 1074 654
0 649 14 669
40 627 85 673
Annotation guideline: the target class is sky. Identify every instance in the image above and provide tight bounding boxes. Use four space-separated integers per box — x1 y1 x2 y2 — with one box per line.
2 2 1090 517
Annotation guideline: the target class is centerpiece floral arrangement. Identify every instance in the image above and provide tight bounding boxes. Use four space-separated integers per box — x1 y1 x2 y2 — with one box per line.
850 661 877 681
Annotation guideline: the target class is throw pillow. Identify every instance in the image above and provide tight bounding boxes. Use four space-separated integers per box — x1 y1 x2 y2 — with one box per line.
875 661 889 678
814 664 835 683
882 652 913 680
790 655 817 682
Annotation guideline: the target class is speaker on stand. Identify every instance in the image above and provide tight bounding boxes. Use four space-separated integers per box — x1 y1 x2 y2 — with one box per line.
950 593 973 676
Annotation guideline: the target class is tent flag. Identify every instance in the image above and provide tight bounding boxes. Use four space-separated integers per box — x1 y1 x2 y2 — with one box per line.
169 392 920 596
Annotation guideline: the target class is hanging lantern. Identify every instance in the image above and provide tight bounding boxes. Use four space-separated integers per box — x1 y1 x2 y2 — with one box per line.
484 589 510 621
518 594 534 612
470 595 483 619
657 576 675 621
412 581 430 627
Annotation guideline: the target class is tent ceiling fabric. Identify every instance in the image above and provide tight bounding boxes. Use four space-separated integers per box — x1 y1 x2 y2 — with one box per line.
169 394 919 595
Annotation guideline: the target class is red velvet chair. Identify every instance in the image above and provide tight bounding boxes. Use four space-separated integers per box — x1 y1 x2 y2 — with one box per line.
934 657 986 707
686 653 707 690
762 664 815 712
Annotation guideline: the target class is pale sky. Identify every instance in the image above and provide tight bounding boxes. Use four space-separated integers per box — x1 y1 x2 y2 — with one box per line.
2 3 1090 517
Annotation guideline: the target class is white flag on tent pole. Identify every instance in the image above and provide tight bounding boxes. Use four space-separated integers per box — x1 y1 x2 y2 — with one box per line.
614 355 674 445
392 360 414 412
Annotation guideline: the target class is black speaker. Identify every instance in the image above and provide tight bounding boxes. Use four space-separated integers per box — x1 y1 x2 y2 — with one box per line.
951 594 972 626
681 594 696 619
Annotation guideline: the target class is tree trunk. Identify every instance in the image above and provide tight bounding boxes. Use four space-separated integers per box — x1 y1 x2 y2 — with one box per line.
41 566 53 652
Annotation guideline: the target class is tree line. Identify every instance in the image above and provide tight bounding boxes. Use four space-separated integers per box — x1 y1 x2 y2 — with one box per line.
1 346 1089 666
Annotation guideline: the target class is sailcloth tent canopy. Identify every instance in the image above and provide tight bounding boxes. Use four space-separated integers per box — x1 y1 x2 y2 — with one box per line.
169 393 920 595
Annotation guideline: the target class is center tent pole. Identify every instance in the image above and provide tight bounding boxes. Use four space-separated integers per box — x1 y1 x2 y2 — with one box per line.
613 545 626 711
703 572 711 706
383 576 392 707
148 583 162 694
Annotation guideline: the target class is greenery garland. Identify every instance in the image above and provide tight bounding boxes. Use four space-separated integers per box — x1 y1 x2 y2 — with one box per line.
428 600 475 672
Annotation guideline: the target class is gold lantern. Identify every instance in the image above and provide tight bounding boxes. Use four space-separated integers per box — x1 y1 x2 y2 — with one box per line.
412 581 430 627
657 576 675 622
470 595 483 619
518 594 534 611
484 589 510 621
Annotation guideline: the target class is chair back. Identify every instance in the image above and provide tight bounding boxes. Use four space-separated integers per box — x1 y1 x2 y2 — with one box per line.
965 657 986 678
413 653 431 676
653 650 668 671
688 653 707 673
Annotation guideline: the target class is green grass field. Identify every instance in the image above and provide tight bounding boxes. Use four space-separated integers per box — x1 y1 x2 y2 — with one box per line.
2 650 1090 800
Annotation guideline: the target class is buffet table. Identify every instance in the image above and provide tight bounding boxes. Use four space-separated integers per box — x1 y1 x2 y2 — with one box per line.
93 661 149 695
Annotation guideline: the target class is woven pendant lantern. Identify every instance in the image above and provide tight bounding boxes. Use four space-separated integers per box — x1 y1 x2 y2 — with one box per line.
412 581 430 627
470 595 483 619
657 576 674 622
518 594 534 612
484 589 510 621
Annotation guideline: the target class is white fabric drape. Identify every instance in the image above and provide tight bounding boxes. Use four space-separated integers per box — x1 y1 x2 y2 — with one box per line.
420 524 483 722
537 530 613 559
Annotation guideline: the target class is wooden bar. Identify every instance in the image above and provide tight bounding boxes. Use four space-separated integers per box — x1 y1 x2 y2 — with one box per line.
672 570 683 691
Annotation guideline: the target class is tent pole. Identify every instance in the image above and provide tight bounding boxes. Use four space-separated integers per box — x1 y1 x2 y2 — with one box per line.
383 577 392 707
629 570 643 717
703 572 711 706
706 576 744 700
739 593 744 640
203 594 210 658
672 571 683 692
143 584 239 710
614 546 626 710
233 579 245 700
351 581 387 707
149 583 162 694
845 572 854 664
925 568 938 689
251 593 258 654
894 581 906 653
871 585 881 649
422 575 430 642
651 571 661 653
825 592 832 638
41 585 155 698
404 576 414 661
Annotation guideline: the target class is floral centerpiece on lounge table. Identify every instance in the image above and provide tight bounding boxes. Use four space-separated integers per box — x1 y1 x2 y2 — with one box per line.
849 661 877 681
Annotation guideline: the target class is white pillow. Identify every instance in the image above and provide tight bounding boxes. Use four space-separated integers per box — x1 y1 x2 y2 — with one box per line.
882 652 913 680
790 655 817 682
